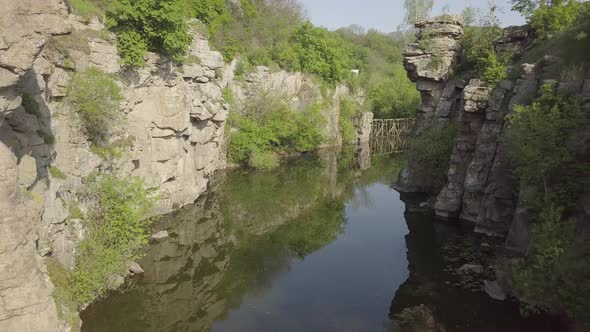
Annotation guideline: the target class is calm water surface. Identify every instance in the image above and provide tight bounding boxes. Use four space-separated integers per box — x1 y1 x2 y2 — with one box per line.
82 144 564 332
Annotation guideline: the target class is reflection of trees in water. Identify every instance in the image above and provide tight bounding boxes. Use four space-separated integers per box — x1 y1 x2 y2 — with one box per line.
83 146 399 332
388 211 567 332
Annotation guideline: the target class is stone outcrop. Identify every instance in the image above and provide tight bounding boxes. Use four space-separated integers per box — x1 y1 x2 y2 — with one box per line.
0 1 70 330
0 4 228 330
395 16 464 193
399 16 590 316
398 18 541 237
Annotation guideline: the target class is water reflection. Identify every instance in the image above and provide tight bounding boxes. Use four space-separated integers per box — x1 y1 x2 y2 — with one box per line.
82 143 397 331
81 140 562 332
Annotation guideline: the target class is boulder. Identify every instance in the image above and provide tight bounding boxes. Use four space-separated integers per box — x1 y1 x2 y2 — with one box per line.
151 230 169 240
17 155 37 189
128 261 145 274
457 264 484 274
484 280 507 301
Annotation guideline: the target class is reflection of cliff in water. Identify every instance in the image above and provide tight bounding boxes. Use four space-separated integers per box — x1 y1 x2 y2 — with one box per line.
81 144 402 332
388 210 567 332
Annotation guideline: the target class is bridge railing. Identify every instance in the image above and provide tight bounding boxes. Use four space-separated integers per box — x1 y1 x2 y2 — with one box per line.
371 118 415 137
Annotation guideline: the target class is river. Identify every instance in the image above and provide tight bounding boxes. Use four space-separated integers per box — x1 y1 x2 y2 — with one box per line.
81 142 565 332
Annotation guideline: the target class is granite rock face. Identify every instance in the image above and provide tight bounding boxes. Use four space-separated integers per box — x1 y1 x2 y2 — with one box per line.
0 6 228 330
395 16 465 193
400 18 590 247
0 0 69 330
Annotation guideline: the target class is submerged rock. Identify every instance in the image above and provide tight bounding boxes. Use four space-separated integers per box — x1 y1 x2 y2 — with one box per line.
392 305 445 332
457 264 484 274
484 280 507 301
106 274 125 291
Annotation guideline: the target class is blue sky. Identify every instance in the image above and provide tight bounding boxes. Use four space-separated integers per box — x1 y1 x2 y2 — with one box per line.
300 0 526 32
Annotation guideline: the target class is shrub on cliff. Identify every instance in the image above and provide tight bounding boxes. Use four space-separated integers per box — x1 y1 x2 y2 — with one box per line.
504 83 590 318
106 0 192 66
65 68 123 147
408 122 457 181
504 84 583 188
69 174 156 305
459 5 506 85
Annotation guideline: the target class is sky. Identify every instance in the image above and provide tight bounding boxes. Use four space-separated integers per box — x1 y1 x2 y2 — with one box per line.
299 0 526 32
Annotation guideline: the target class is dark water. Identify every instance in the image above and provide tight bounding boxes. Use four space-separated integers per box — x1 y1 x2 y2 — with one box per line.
81 144 564 332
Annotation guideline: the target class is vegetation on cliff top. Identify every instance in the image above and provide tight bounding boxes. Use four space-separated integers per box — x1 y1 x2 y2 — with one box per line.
69 0 418 119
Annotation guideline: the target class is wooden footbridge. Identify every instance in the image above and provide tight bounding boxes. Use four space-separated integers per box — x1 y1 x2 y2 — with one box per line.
367 118 415 155
370 118 415 137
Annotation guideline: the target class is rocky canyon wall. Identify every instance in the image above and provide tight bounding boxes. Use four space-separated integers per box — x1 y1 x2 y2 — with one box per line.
398 16 590 240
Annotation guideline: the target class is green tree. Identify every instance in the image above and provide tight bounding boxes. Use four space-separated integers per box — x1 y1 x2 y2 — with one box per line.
106 0 192 66
287 22 360 83
404 0 434 25
510 0 583 37
503 84 583 189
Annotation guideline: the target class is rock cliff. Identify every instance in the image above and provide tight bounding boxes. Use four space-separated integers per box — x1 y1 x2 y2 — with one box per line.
0 2 226 330
398 15 590 317
0 1 370 330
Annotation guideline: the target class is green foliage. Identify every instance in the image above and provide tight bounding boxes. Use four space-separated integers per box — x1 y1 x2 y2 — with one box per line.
106 0 192 66
228 92 324 168
90 137 135 161
460 23 506 85
336 28 419 119
68 0 106 20
511 0 586 38
479 51 508 85
47 259 80 331
68 201 85 220
49 166 67 180
512 202 590 318
65 68 123 147
409 122 457 180
69 174 155 305
183 0 227 25
529 0 582 38
367 63 420 118
222 87 235 106
284 23 362 83
339 96 360 143
504 83 590 319
248 149 279 170
503 84 583 187
211 0 304 63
